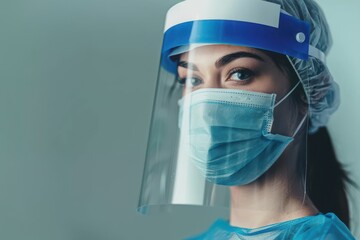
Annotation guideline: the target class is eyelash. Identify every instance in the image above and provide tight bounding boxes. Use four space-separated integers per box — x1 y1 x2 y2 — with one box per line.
176 76 203 87
176 68 256 87
227 68 255 83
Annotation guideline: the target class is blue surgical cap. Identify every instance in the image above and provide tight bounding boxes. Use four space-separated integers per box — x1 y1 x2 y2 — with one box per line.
267 0 339 133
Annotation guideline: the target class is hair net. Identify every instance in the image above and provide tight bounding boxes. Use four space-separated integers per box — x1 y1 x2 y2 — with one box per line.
266 0 339 133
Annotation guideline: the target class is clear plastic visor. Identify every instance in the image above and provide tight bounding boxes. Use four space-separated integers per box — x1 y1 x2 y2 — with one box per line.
138 44 309 218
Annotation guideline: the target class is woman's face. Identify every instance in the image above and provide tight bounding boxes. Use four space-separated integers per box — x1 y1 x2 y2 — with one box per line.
177 44 303 136
177 45 291 97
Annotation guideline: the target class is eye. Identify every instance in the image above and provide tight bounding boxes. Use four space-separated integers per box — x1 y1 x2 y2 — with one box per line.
228 68 254 82
176 76 203 87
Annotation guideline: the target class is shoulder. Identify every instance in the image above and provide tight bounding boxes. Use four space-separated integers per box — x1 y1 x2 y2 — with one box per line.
294 213 355 240
184 214 355 240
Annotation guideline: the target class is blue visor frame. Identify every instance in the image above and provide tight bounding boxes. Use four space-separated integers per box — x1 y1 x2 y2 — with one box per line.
161 12 310 73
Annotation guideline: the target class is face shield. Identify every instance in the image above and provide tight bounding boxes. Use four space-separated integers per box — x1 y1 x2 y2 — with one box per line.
138 0 326 215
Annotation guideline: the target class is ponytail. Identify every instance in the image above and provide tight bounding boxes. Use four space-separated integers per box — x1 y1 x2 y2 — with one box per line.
307 127 353 227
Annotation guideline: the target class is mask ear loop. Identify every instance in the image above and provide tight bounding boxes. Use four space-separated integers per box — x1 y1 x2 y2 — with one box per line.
272 80 309 205
282 56 311 208
288 103 309 207
301 116 310 207
272 79 307 136
292 113 308 138
273 81 301 108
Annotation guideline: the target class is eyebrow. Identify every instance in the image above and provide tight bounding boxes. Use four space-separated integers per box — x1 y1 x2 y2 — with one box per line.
178 61 199 71
215 51 265 68
177 51 265 71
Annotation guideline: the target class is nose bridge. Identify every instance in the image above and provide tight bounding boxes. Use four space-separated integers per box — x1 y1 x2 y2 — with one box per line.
202 73 221 88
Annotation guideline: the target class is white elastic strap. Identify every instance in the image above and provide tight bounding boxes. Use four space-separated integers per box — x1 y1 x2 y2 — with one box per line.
309 45 326 63
292 113 308 138
274 81 301 108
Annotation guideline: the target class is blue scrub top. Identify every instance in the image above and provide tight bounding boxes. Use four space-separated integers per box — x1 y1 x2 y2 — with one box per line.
186 213 355 240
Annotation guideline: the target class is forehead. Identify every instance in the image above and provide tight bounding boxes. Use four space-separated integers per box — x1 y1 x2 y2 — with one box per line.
179 45 271 62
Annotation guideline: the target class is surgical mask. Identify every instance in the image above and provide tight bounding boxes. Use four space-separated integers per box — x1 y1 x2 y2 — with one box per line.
178 82 306 186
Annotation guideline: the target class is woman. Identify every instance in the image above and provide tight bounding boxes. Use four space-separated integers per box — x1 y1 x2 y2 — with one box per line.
138 0 356 239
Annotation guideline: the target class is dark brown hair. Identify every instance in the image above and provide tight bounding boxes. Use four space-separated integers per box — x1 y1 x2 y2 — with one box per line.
264 50 354 227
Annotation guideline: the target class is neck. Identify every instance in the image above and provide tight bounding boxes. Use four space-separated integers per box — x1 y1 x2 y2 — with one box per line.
229 171 318 229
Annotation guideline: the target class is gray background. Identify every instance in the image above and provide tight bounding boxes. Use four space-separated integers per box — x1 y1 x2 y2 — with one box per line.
0 0 359 239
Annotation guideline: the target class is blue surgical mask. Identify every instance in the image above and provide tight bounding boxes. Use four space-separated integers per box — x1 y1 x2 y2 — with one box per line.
178 83 305 186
